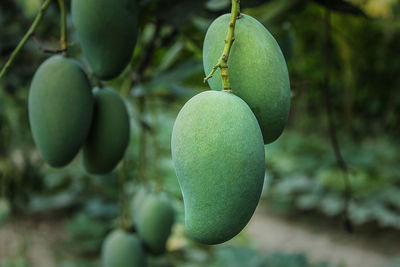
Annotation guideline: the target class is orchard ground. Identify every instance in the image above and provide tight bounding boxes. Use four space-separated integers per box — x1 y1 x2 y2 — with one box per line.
1 203 400 267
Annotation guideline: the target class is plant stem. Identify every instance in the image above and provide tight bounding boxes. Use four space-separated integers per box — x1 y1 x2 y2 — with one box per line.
118 159 129 230
204 0 241 92
150 98 162 193
324 1 353 233
0 0 52 79
0 173 5 198
138 97 148 184
57 0 67 56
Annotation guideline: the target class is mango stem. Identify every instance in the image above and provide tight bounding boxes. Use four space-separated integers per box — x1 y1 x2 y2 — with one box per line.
204 0 241 92
57 0 68 56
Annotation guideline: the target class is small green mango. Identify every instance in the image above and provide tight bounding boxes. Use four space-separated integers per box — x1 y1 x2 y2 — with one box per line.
71 0 138 80
135 194 175 254
0 198 10 226
29 56 93 167
101 229 147 267
130 186 148 226
203 14 291 144
83 88 130 174
171 91 265 244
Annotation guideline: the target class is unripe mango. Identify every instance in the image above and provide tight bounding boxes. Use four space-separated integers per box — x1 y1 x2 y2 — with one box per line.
83 88 130 174
203 14 291 144
135 194 175 254
171 91 265 244
130 186 148 226
101 229 147 267
29 56 93 167
71 0 138 80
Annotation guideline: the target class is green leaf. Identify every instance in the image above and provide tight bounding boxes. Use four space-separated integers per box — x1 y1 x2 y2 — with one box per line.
312 0 367 16
205 0 230 11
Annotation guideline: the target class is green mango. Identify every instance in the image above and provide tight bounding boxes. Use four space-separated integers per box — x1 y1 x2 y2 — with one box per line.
83 88 130 174
135 194 175 254
0 198 10 226
29 56 93 167
71 0 138 80
171 91 265 244
203 14 291 144
101 229 147 267
130 186 148 226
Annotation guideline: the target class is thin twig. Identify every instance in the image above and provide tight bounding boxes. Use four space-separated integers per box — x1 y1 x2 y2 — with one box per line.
31 35 67 54
150 98 162 193
324 0 353 233
57 0 68 56
0 0 53 79
204 0 240 92
118 159 129 230
135 19 162 83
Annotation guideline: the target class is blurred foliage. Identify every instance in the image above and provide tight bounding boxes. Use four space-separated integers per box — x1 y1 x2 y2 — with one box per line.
265 131 400 228
0 0 400 265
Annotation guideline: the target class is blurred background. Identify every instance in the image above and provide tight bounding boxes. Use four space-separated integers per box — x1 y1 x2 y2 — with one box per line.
1 0 400 266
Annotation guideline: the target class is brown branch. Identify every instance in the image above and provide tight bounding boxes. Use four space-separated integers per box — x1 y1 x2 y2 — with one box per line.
31 35 67 54
324 0 353 233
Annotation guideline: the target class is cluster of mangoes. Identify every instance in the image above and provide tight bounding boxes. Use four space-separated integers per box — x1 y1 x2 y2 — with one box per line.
28 0 137 174
171 14 291 244
102 189 175 267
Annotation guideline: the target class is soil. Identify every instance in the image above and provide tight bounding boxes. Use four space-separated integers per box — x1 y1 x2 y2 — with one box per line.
0 218 66 267
246 203 400 267
1 205 400 267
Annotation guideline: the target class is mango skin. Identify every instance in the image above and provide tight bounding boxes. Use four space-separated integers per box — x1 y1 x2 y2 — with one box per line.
203 14 291 144
29 56 93 167
83 88 130 174
71 0 138 80
135 194 175 255
101 229 147 267
171 91 265 244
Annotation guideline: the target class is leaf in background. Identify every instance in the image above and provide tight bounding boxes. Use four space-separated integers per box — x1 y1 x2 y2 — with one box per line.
312 0 367 16
65 213 109 255
28 190 81 213
158 42 184 72
192 16 214 32
156 0 204 28
138 60 204 95
205 0 230 11
297 194 320 210
319 193 344 216
247 0 306 25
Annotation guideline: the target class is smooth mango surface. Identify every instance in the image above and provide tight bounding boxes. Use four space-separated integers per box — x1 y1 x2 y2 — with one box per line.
203 14 291 144
135 194 175 254
101 229 146 267
83 88 130 174
171 91 265 244
71 0 138 80
29 56 93 167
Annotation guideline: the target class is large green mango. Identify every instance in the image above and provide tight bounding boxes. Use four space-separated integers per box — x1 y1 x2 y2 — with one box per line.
71 0 138 80
135 193 175 254
101 229 147 267
29 56 93 167
83 88 130 174
171 91 265 244
203 14 291 144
